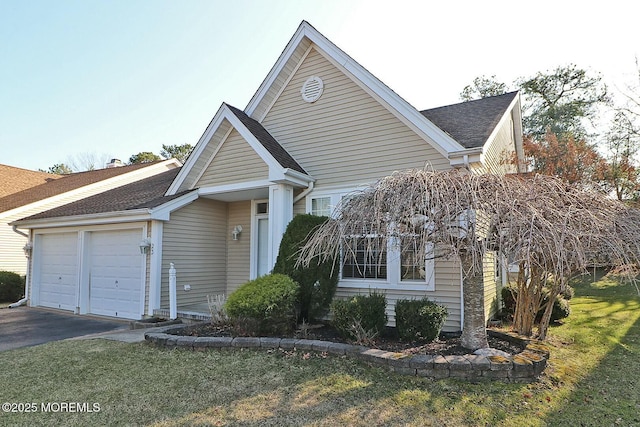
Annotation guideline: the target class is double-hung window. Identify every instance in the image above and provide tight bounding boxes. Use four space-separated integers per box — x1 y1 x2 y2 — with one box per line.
307 190 434 290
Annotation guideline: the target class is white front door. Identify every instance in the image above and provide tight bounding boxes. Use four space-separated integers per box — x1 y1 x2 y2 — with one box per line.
257 217 269 277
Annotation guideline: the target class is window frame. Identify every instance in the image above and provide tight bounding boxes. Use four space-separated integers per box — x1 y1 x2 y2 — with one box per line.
306 188 435 291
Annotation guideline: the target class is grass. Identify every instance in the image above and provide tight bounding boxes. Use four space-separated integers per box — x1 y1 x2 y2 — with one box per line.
0 273 638 426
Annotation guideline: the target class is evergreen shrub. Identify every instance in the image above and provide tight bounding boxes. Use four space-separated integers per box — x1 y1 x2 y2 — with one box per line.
395 298 448 343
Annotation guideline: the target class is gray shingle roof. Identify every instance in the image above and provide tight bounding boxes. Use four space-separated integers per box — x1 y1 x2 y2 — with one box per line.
226 104 307 174
420 91 518 149
0 162 166 214
19 169 190 221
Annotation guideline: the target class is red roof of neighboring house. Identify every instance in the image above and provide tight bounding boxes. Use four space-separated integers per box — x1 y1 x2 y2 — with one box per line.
0 162 165 214
0 164 62 199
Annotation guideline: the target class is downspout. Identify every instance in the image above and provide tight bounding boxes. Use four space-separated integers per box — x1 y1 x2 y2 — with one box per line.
9 225 29 308
293 181 314 204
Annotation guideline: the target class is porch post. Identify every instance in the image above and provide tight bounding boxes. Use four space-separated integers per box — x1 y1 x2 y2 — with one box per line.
268 184 294 272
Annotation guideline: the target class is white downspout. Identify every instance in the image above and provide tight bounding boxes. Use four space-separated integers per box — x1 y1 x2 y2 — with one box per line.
293 181 314 204
9 225 30 308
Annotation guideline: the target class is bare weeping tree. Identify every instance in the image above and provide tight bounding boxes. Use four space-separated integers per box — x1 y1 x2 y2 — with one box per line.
298 169 640 350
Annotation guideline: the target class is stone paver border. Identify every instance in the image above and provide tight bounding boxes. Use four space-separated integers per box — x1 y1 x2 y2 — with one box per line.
145 324 550 382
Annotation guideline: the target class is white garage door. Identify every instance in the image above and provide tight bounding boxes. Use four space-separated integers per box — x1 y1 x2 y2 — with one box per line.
89 229 143 320
38 233 78 311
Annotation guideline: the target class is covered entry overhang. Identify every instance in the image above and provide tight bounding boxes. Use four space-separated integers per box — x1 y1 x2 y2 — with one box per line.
198 168 315 278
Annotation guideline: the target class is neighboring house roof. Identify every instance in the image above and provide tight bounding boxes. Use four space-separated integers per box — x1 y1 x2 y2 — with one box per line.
0 164 62 198
0 162 168 214
17 168 190 222
420 92 519 149
225 104 307 174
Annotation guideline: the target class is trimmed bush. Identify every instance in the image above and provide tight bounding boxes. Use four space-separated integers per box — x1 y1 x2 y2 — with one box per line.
0 271 24 303
501 285 571 323
224 273 299 335
331 291 388 340
273 214 338 322
395 298 448 343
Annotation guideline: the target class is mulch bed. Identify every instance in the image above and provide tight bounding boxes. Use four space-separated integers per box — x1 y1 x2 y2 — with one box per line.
172 322 523 356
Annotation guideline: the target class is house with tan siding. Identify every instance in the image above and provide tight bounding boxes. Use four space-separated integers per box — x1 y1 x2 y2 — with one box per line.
0 160 180 276
12 21 523 332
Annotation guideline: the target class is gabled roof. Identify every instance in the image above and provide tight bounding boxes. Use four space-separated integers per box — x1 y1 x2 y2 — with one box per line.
167 103 312 195
0 164 62 198
420 92 519 149
225 104 306 174
15 169 190 222
0 161 172 214
244 20 464 158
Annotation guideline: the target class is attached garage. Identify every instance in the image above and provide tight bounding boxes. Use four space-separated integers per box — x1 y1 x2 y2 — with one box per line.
35 232 78 312
31 227 147 320
88 229 145 319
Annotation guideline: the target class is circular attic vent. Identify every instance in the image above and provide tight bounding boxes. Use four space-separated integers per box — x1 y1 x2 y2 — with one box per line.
301 76 324 103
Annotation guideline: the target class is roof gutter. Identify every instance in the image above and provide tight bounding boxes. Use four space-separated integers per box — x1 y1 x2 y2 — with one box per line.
449 147 483 169
12 224 28 238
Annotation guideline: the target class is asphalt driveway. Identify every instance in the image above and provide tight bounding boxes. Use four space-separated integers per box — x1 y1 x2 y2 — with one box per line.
0 306 128 352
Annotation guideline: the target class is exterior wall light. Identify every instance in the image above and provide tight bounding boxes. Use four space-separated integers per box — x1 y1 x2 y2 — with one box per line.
23 242 33 258
232 225 243 241
139 239 152 255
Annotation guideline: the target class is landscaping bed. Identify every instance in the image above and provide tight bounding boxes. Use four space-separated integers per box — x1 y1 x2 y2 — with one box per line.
171 322 524 356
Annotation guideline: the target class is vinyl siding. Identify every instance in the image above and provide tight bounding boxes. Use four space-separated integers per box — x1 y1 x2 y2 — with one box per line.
334 258 462 332
481 117 518 175
250 38 313 121
178 120 233 192
195 129 269 188
160 199 228 309
261 47 450 189
482 251 500 321
226 201 251 294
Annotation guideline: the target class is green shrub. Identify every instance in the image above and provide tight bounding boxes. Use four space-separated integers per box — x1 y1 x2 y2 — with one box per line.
331 291 388 340
224 274 299 335
501 284 571 323
395 298 448 343
273 214 338 322
0 271 24 303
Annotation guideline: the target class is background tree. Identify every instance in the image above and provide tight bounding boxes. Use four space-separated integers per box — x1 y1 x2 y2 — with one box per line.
518 64 610 141
459 75 508 101
43 163 73 174
160 143 193 164
66 151 113 171
602 112 640 200
129 151 161 164
523 131 607 185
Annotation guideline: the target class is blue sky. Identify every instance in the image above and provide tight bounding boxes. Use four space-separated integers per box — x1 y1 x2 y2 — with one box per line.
1 0 638 171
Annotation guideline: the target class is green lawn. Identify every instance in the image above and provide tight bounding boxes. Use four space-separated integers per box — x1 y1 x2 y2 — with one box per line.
0 274 638 426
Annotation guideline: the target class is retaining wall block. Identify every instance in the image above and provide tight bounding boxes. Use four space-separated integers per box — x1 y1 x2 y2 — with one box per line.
259 337 282 349
278 338 299 350
464 354 491 370
232 337 261 348
488 355 513 371
410 354 436 369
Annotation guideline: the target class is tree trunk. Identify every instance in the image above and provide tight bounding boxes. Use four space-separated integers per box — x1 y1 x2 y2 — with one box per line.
537 287 560 340
460 252 489 351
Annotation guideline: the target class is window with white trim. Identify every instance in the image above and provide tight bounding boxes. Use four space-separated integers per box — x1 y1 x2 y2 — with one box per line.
310 197 331 217
342 233 387 280
307 189 434 289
